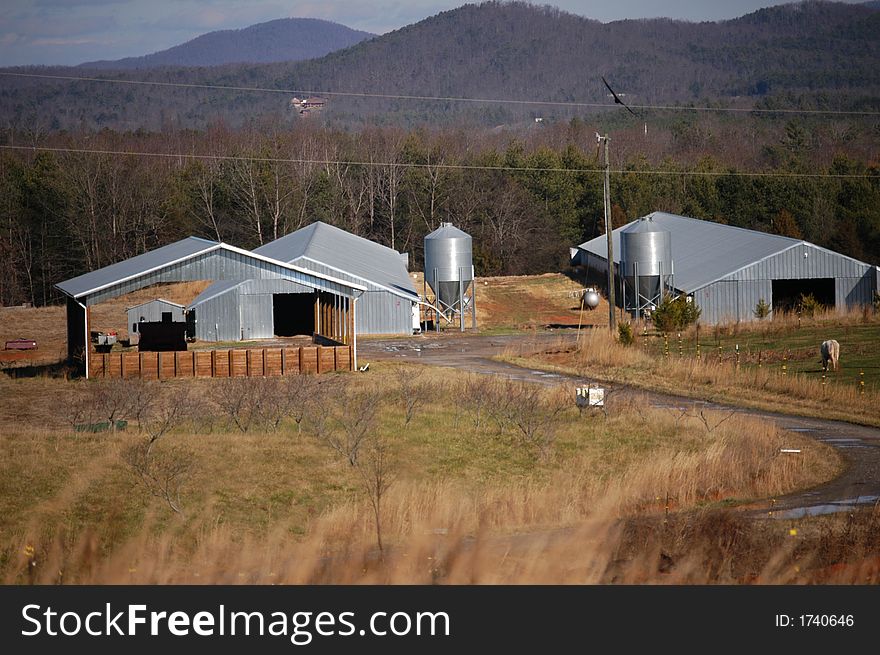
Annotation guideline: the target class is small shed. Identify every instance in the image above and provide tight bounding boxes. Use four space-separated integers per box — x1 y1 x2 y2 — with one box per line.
127 299 186 345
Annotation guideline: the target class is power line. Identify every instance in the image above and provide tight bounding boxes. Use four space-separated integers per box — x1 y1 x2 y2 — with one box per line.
1 144 875 179
2 71 879 117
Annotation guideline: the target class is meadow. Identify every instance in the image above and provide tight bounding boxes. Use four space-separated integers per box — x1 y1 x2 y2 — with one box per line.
0 362 841 584
508 309 880 428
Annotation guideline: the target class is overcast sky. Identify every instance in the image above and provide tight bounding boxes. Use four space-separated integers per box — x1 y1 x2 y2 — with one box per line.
0 1 869 67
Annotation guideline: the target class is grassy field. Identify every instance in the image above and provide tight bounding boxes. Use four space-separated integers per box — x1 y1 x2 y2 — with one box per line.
3 283 879 584
0 363 841 584
505 312 880 427
640 310 880 391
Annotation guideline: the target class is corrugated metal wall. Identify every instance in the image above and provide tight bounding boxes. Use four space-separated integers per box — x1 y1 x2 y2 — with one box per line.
695 280 770 325
193 279 324 341
192 290 241 341
192 259 415 339
694 244 877 324
356 290 413 334
297 259 415 334
240 294 273 340
192 280 414 340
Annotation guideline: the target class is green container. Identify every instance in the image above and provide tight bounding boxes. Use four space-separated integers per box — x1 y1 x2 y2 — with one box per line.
74 419 128 433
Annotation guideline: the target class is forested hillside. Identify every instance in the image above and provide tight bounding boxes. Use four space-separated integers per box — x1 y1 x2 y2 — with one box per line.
1 119 877 307
1 1 878 131
79 18 374 69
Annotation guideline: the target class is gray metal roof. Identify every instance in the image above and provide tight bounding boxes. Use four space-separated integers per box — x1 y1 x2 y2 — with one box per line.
254 222 417 299
56 237 219 299
575 212 803 292
126 298 186 311
56 236 366 302
188 279 245 308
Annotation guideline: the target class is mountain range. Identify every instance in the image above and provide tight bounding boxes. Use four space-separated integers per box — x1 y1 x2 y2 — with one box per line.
1 1 878 131
78 18 374 69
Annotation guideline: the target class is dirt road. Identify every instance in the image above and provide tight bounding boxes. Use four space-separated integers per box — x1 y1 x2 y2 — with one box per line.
360 331 880 519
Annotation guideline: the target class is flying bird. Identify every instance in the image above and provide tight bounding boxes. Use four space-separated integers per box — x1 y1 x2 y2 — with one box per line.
602 76 637 117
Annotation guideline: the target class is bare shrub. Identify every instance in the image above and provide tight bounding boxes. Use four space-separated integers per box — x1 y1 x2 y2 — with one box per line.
308 381 384 466
283 373 321 432
461 373 497 429
209 377 275 432
62 378 158 433
486 379 568 459
140 384 204 453
304 379 395 551
121 440 193 516
117 382 204 516
210 375 322 433
394 365 429 426
353 434 397 553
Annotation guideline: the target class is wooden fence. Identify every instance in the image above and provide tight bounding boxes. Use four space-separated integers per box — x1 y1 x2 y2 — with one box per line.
88 345 352 379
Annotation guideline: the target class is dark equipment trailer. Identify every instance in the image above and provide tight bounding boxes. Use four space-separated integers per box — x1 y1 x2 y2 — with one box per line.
137 322 187 352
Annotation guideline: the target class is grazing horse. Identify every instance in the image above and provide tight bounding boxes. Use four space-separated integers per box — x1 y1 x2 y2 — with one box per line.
820 339 840 372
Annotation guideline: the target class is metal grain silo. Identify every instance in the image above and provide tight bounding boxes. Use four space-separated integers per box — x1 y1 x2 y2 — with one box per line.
424 223 476 331
620 216 674 318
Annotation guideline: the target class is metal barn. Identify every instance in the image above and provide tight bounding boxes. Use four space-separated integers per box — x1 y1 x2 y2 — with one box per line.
56 236 365 377
571 212 880 324
189 222 419 340
126 299 186 345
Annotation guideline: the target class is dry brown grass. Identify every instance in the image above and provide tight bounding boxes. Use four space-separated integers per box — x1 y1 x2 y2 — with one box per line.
7 479 877 585
694 305 879 340
0 305 67 366
0 363 842 584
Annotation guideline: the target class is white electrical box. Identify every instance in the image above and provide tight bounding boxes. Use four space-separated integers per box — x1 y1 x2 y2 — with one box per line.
576 385 604 408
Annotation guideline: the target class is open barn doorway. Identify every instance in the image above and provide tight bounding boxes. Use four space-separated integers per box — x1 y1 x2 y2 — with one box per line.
273 293 314 336
772 278 835 313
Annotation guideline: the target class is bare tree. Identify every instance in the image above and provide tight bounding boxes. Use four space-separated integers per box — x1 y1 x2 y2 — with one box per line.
395 366 429 426
122 441 193 516
305 381 396 553
308 384 384 466
228 146 266 245
353 434 396 553
488 380 568 459
186 157 226 242
139 384 203 454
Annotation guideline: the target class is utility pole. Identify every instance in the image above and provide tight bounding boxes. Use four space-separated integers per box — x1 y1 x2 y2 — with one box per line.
597 133 616 331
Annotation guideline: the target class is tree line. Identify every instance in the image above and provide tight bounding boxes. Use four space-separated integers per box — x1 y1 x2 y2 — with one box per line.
1 120 878 307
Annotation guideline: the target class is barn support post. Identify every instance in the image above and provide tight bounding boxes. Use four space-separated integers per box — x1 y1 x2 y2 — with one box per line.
314 294 320 335
352 295 358 371
471 265 477 329
65 296 89 378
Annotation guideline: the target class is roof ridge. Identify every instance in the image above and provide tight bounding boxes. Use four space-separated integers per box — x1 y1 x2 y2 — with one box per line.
648 212 801 245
